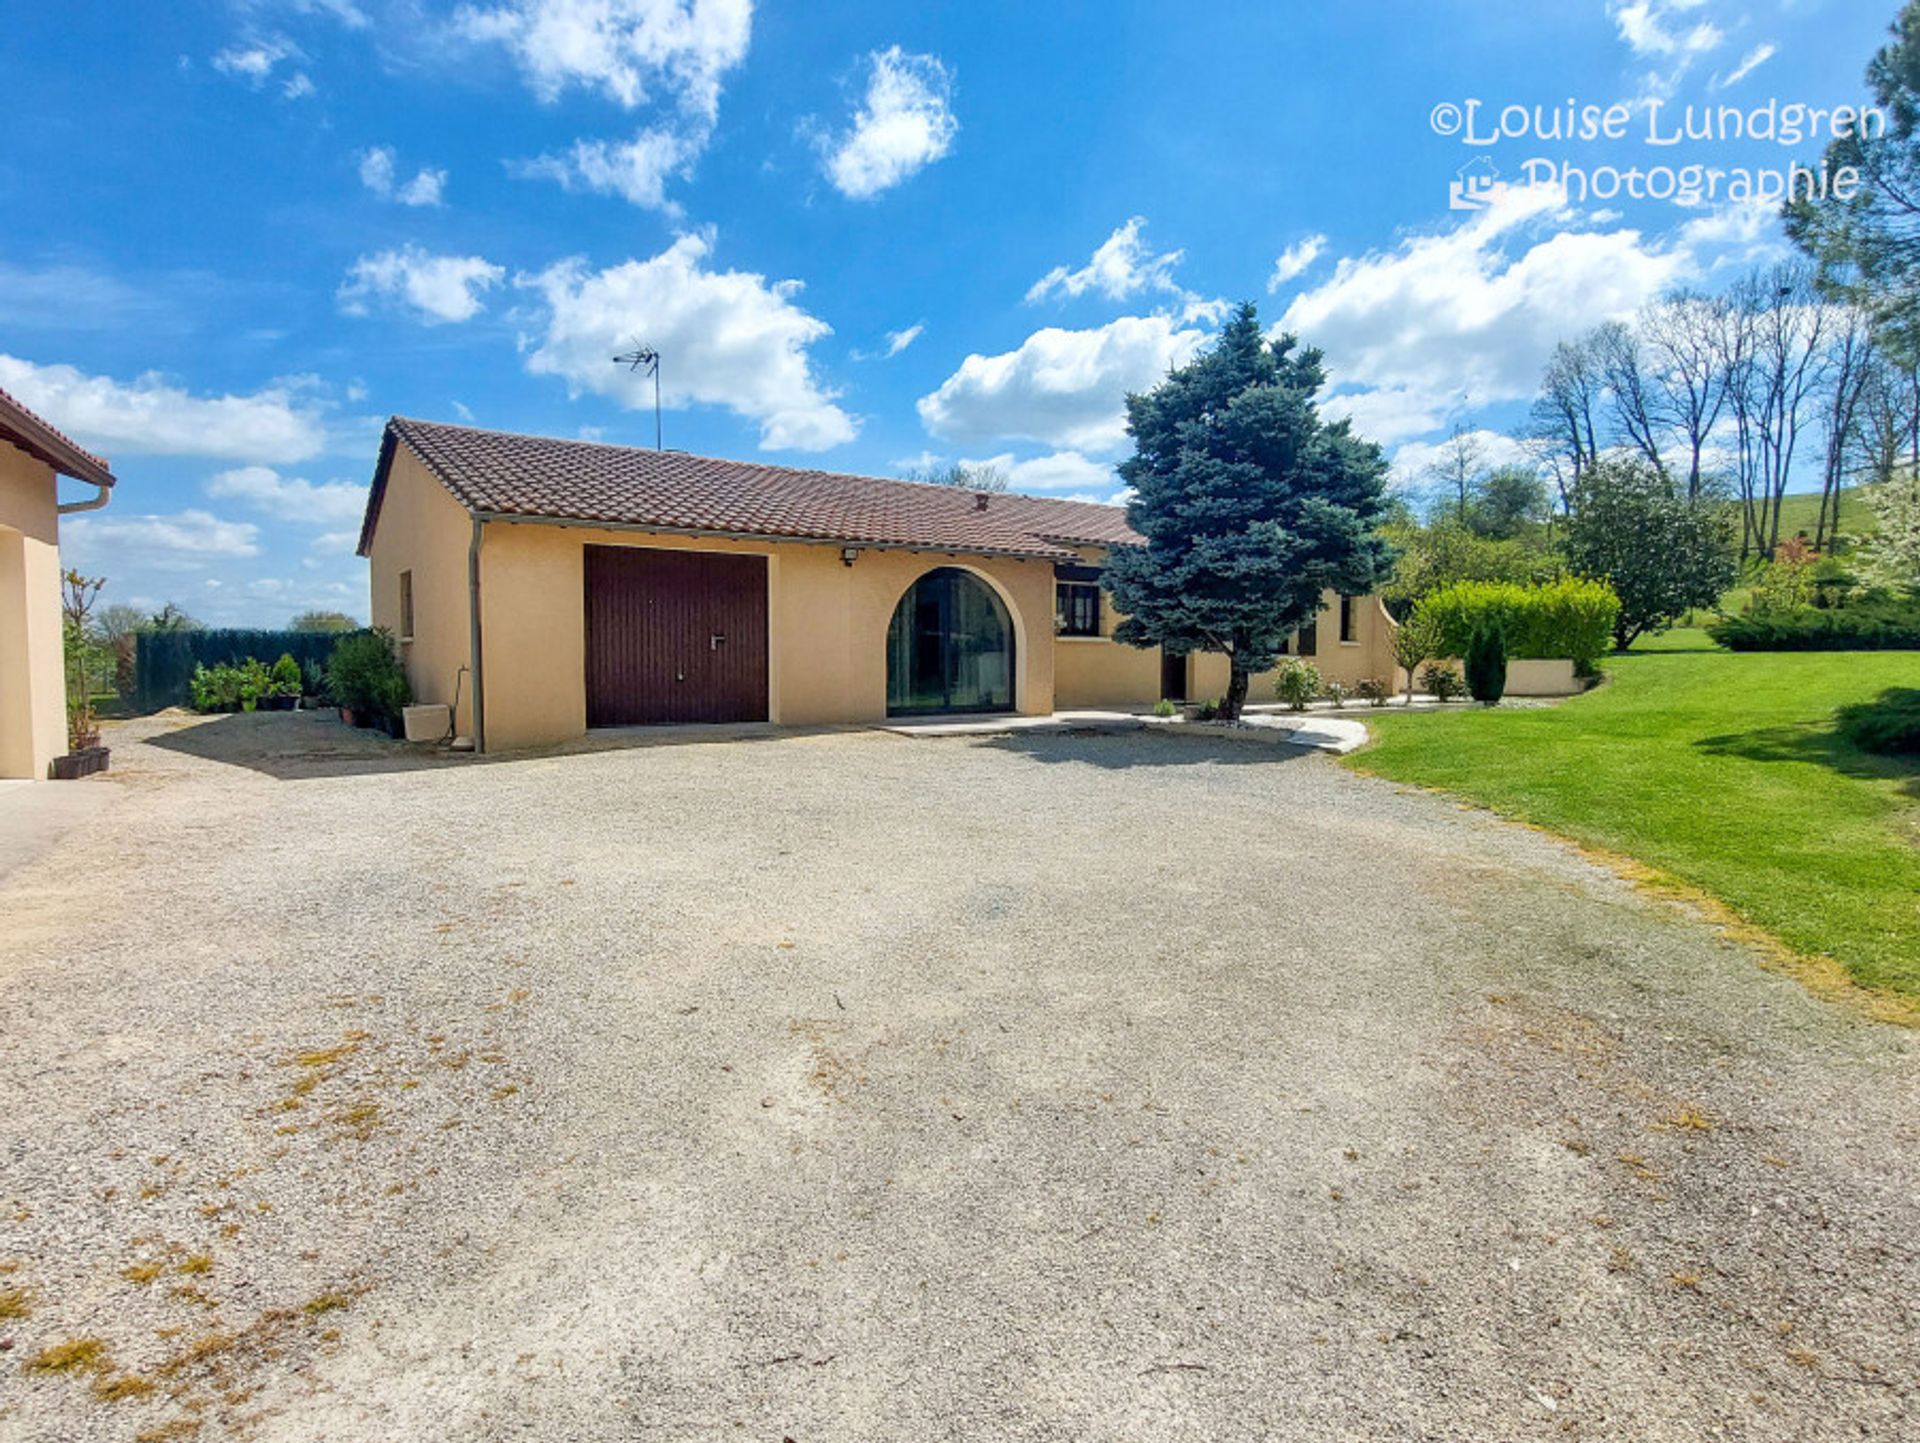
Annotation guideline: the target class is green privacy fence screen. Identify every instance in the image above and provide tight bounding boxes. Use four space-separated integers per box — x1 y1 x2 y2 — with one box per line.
133 630 370 711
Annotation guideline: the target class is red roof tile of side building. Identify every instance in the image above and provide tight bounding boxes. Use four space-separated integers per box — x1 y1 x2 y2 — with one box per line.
360 416 1141 561
0 387 116 489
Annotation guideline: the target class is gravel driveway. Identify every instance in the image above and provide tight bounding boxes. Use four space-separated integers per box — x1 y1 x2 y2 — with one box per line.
2 711 1915 1442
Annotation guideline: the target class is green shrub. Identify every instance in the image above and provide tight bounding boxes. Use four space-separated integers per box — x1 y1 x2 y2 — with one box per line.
1273 660 1322 711
1420 662 1464 702
1354 677 1393 707
301 658 332 703
269 653 302 698
1836 688 1920 754
1192 697 1222 721
235 657 271 710
188 662 240 712
1413 579 1620 669
1707 598 1920 651
1151 698 1177 718
326 629 411 722
1465 623 1507 705
1320 679 1351 708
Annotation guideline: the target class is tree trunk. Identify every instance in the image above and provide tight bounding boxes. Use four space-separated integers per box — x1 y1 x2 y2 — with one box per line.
1221 664 1251 723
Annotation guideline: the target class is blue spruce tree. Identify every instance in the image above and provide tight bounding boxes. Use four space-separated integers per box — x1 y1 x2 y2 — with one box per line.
1103 303 1396 721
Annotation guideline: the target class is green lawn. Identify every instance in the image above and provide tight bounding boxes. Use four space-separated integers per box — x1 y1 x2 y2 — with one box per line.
1344 632 1920 1000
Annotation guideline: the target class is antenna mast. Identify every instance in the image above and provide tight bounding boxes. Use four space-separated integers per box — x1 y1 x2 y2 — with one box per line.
612 345 662 450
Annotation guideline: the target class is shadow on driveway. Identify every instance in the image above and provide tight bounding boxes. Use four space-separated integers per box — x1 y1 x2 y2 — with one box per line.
135 710 819 783
980 727 1316 770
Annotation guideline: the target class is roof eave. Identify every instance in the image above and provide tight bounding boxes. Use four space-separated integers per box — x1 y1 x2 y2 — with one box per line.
0 400 116 490
465 508 1075 562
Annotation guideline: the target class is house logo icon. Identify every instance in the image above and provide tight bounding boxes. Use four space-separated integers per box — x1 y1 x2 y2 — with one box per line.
1449 155 1505 211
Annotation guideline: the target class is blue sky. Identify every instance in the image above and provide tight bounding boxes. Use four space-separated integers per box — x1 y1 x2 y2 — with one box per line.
0 0 1895 624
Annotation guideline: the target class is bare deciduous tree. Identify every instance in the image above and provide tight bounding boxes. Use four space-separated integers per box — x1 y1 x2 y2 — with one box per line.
1639 290 1733 502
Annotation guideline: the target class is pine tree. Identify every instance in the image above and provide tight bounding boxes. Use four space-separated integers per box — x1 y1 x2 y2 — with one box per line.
1102 303 1395 720
1786 1 1920 358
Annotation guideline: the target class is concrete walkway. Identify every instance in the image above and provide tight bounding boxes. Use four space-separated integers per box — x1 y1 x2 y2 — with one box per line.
878 708 1371 754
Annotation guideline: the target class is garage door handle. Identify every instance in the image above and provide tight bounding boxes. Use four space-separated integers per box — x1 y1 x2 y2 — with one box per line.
710 632 726 650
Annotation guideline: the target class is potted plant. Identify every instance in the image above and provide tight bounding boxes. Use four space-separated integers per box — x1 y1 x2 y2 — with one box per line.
266 653 302 710
234 657 271 713
53 570 111 779
189 661 242 712
300 658 331 712
325 629 410 733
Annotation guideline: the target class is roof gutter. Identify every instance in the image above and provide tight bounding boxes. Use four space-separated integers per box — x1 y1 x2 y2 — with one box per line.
465 510 1074 563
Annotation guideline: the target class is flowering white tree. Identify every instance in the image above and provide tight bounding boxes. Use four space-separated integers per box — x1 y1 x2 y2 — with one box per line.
1864 471 1920 590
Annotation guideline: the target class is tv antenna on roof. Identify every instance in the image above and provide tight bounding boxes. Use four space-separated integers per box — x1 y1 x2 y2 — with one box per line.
612 345 662 450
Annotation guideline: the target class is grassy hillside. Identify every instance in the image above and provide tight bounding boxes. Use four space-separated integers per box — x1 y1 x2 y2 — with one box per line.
1756 485 1876 545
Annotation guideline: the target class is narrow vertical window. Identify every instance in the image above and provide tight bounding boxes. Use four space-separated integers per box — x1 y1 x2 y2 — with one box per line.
1339 594 1356 643
399 569 414 642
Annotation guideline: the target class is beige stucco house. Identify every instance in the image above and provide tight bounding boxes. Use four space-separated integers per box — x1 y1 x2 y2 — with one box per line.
358 418 1401 753
1 389 115 779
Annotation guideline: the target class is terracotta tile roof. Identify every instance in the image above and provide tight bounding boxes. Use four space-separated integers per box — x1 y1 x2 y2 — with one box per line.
362 417 1140 560
0 386 116 488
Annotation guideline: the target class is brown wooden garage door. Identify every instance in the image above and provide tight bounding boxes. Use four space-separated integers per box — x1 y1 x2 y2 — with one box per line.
584 545 769 726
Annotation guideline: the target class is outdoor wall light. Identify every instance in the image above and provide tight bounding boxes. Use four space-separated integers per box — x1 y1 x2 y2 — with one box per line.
841 546 860 566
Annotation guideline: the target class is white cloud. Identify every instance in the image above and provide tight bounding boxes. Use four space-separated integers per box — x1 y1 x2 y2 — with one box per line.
518 232 856 452
1608 0 1725 93
311 529 362 554
1318 386 1450 447
359 146 447 206
1714 42 1775 90
821 47 957 200
1675 195 1789 269
510 125 700 210
1268 234 1327 290
917 313 1208 456
338 246 506 324
63 509 260 569
1278 185 1691 429
1026 217 1223 324
0 354 327 463
212 39 293 83
1028 218 1183 305
885 323 923 357
455 0 752 117
1388 429 1530 490
476 1 752 211
282 70 316 99
280 0 370 27
959 450 1118 495
205 465 369 526
1608 0 1722 58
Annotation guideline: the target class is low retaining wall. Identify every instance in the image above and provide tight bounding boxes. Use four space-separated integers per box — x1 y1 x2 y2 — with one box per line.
1505 658 1581 696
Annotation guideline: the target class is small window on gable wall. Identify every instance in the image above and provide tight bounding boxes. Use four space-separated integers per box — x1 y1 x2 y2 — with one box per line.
400 569 414 642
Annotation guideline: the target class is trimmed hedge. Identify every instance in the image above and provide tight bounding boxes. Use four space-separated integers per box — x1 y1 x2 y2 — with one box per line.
1413 579 1620 670
1708 600 1920 652
1836 688 1920 755
135 628 369 711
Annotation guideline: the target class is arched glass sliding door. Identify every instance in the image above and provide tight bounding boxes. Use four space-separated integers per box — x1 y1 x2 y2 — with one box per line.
885 567 1015 716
